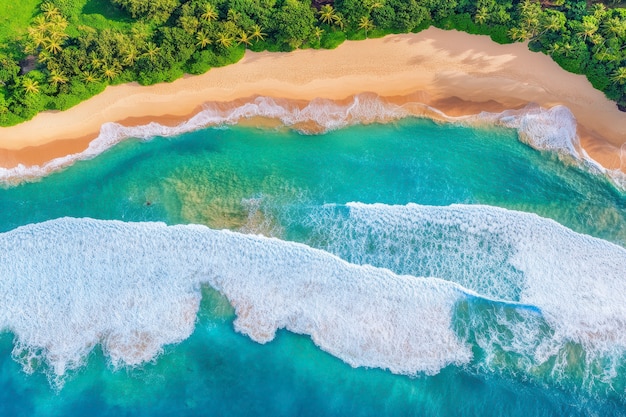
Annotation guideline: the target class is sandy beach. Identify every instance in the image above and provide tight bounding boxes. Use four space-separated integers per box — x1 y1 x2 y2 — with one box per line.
0 27 624 172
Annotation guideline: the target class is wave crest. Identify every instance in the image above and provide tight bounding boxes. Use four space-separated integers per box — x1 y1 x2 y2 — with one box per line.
306 202 626 356
0 217 472 381
1 203 626 395
2 94 620 188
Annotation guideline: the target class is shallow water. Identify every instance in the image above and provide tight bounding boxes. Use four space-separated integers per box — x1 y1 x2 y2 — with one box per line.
1 117 625 416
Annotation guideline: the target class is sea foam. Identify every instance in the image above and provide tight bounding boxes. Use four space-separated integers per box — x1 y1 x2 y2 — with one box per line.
303 203 626 360
2 204 626 389
2 94 620 188
0 217 472 380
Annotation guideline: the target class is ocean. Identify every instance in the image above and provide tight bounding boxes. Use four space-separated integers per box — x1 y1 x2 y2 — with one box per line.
0 99 625 416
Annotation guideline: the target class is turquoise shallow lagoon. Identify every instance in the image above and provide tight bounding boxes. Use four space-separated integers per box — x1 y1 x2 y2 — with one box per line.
1 116 625 416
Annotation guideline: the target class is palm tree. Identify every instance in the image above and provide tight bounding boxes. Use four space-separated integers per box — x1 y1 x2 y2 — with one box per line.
237 31 252 47
603 18 625 39
216 32 234 49
49 14 69 31
23 41 38 55
89 52 104 70
22 78 40 95
522 16 540 38
101 64 121 81
130 24 150 44
41 2 60 19
508 27 529 42
475 7 488 25
32 15 49 32
122 45 140 66
358 16 374 38
332 13 345 30
313 26 324 43
80 71 99 84
28 15 50 34
44 36 63 54
38 50 53 64
579 17 599 42
561 42 573 57
496 8 511 25
591 3 607 20
589 33 604 46
542 14 563 33
369 1 383 10
612 67 626 85
547 43 560 56
201 3 218 23
517 0 541 37
196 31 212 48
49 70 68 87
518 0 534 16
180 16 199 34
250 24 266 42
28 28 47 49
144 42 161 62
227 9 241 24
318 5 336 25
593 45 619 62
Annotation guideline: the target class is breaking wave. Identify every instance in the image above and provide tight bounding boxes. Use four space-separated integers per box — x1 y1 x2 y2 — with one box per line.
1 94 621 188
1 203 626 397
300 202 626 396
302 203 626 350
0 217 472 381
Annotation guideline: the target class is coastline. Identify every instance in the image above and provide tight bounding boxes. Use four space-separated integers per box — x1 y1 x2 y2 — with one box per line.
0 27 624 174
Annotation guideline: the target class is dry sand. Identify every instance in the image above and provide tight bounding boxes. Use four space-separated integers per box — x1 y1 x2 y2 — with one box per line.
0 27 624 171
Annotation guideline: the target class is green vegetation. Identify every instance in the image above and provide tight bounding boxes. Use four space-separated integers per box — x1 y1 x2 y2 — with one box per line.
0 0 42 48
0 0 625 126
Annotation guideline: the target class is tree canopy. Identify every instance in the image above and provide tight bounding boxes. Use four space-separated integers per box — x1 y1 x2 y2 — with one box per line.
0 0 624 126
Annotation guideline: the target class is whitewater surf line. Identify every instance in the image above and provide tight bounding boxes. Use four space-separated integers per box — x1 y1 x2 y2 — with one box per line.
1 204 626 389
1 95 621 188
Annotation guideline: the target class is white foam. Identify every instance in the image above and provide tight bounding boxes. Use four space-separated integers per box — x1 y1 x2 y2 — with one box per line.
3 205 626 388
0 94 407 186
303 203 525 301
0 217 471 380
2 94 621 189
471 104 581 157
300 202 626 391
312 202 626 358
467 104 626 188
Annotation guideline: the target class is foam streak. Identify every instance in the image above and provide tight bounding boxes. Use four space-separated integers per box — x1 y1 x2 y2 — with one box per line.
2 95 621 188
0 217 471 379
2 203 626 387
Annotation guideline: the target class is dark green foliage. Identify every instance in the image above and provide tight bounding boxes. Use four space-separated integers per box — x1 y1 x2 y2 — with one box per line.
423 0 458 20
111 0 180 23
585 62 612 91
383 0 429 32
564 0 588 21
488 25 512 44
187 50 216 74
436 13 483 33
1 0 625 126
273 0 316 49
320 30 347 49
335 0 368 28
370 4 396 30
0 55 21 84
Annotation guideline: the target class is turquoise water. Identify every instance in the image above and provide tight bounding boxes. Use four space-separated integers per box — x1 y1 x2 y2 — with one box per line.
1 117 626 416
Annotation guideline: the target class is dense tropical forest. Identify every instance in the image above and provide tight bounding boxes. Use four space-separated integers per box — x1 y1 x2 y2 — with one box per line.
0 0 625 126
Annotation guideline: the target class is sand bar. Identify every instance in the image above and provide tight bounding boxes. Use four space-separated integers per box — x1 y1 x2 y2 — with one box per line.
0 27 624 171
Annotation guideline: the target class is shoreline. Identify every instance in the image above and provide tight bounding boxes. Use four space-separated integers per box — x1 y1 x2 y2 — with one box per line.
0 27 624 174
